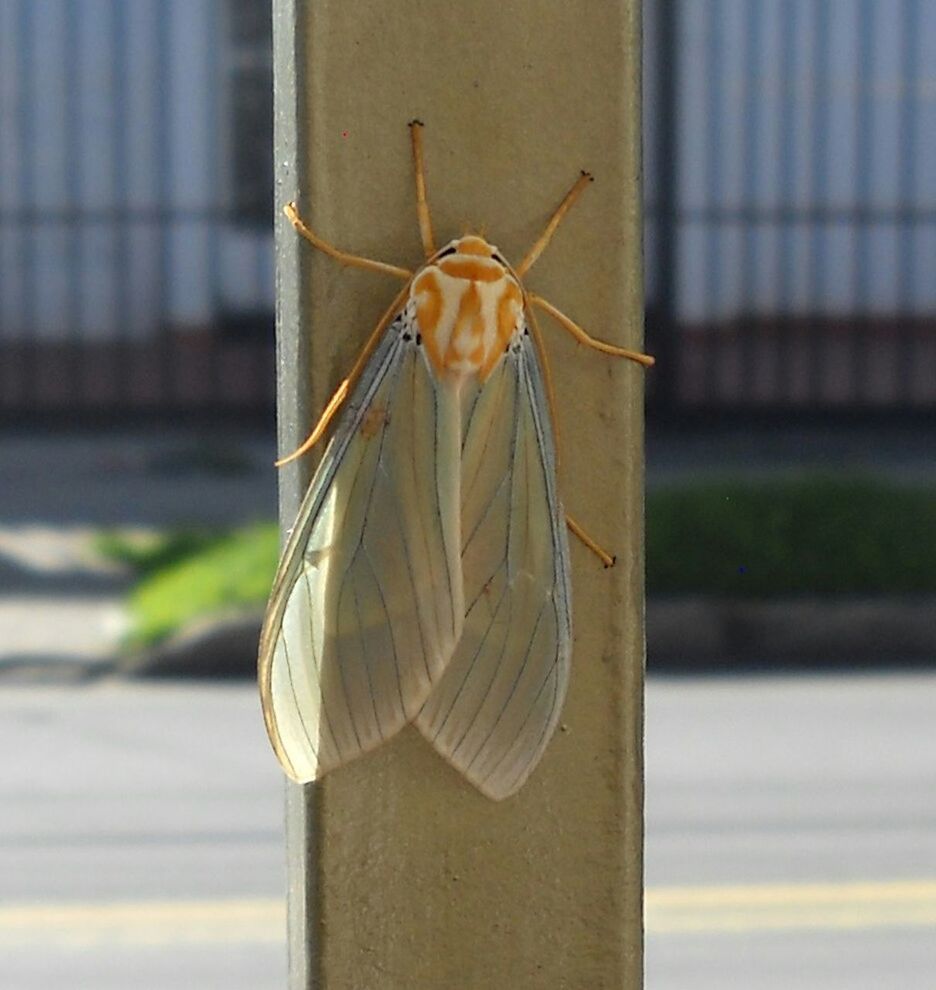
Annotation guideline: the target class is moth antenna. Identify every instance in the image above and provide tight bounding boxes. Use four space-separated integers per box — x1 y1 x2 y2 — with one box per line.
409 120 436 258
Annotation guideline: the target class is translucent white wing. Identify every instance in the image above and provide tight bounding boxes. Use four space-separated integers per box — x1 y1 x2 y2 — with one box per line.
259 308 464 783
416 325 572 800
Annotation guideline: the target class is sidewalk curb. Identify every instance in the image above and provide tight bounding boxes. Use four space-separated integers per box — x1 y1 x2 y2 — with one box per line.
0 656 117 684
117 595 936 677
648 596 936 670
3 598 932 683
117 610 263 680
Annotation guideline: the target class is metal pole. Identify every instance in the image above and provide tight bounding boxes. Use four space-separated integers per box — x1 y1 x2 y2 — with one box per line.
272 1 646 985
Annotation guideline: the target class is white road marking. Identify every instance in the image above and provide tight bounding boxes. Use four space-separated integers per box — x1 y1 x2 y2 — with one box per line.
5 880 936 948
647 879 936 934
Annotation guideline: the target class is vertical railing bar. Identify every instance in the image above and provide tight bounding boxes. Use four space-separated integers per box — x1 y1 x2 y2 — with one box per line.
650 0 679 414
64 0 82 408
0 16 4 410
852 0 874 400
806 0 830 402
702 0 724 404
776 0 798 402
256 14 274 416
154 3 172 408
246 5 275 414
254 232 273 413
0 5 16 410
17 0 36 407
738 0 762 401
0 9 6 410
206 0 223 410
251 5 275 415
112 0 131 407
896 0 920 405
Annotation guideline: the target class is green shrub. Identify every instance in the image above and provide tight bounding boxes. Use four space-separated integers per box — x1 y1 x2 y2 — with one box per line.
116 522 279 647
106 476 936 646
647 476 936 596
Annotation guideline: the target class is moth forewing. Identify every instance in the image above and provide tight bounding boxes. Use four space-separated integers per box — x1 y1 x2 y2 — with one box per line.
259 313 463 783
415 327 572 801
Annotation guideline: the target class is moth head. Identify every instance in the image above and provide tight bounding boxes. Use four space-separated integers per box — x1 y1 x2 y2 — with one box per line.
431 235 511 280
412 236 524 379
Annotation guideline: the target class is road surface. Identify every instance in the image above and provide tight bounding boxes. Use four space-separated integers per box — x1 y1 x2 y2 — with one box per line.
2 672 935 988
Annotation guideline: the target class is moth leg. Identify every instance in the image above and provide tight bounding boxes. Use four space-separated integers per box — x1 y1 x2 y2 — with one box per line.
528 293 655 367
276 282 412 466
529 300 614 567
516 172 594 277
566 515 615 568
408 120 437 259
283 203 412 280
527 301 624 569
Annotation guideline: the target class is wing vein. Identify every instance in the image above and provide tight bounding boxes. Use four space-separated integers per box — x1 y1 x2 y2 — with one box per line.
330 355 408 753
428 572 511 743
302 568 341 758
405 354 449 648
428 360 460 642
482 653 560 792
350 569 383 739
385 473 434 684
361 543 406 722
461 366 510 512
281 635 320 762
463 601 548 772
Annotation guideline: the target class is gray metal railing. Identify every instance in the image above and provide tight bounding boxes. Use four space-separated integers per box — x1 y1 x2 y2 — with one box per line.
1 0 933 420
645 0 936 415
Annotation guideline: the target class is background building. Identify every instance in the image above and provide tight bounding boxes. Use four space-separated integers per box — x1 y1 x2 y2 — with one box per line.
0 0 274 415
1 0 933 418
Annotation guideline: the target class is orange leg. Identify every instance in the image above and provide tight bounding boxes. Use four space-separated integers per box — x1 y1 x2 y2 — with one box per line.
283 202 411 280
529 293 655 367
278 191 415 466
566 515 615 568
526 300 617 569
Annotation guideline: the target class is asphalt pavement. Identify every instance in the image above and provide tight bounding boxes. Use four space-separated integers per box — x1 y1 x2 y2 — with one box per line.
1 425 935 987
645 672 936 989
2 673 936 988
0 682 285 990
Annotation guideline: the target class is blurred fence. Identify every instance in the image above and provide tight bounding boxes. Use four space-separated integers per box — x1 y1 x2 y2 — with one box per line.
645 0 936 416
0 0 274 420
1 0 934 422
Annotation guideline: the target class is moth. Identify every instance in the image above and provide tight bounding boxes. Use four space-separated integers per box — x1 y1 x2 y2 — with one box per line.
259 122 652 800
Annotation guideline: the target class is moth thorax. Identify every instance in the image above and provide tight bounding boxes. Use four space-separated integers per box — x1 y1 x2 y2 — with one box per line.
411 236 523 381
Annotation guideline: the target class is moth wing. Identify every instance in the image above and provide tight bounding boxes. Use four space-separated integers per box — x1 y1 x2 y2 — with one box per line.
259 313 464 783
415 328 572 800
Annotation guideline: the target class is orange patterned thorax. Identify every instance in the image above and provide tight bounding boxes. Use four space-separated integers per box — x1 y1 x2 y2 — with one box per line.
410 235 523 380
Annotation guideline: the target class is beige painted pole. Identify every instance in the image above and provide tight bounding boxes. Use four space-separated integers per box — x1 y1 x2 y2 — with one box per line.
273 1 646 987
